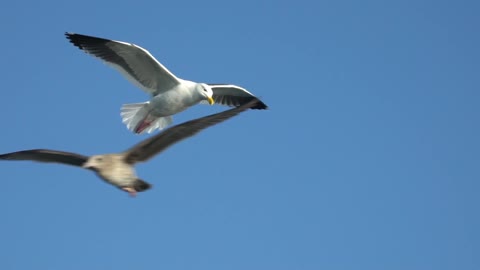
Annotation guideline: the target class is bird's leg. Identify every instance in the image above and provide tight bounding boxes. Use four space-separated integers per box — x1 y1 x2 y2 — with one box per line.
122 187 137 197
135 120 152 134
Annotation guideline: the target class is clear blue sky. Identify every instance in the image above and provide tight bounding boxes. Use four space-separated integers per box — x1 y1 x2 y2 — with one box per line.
0 0 478 269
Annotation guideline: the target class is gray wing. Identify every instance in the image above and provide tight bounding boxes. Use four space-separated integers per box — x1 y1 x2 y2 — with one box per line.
65 32 180 96
204 84 268 109
0 149 88 167
124 100 260 164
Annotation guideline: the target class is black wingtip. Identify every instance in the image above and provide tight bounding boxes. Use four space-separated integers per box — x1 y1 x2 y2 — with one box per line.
64 32 111 49
254 101 268 110
64 32 76 42
65 32 82 48
248 97 268 110
241 98 266 110
0 153 12 160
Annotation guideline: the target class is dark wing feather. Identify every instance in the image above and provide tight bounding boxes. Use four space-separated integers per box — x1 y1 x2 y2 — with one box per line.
208 84 268 109
124 100 260 164
0 149 88 167
65 32 179 95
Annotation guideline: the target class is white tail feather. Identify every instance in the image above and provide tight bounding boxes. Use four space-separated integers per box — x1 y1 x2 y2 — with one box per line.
120 102 173 134
120 102 149 130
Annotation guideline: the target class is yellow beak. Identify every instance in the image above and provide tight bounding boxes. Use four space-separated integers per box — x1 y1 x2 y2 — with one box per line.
207 96 215 105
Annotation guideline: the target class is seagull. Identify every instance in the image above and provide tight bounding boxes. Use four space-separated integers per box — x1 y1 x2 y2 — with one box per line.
65 32 268 134
0 101 259 197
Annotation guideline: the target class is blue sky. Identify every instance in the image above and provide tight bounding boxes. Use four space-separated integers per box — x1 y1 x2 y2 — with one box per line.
0 0 478 269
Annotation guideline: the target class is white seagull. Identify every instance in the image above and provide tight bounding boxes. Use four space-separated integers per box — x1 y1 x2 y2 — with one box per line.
65 32 267 134
0 101 259 196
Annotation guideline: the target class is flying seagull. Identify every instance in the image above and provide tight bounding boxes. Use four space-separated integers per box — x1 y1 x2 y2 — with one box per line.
0 101 259 197
65 32 268 134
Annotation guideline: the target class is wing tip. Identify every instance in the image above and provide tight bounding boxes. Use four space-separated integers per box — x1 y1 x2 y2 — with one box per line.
241 98 267 110
65 32 77 41
65 32 84 49
247 97 268 110
0 153 12 160
64 32 111 49
253 100 268 110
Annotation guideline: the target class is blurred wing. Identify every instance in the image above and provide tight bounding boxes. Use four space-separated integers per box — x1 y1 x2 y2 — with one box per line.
201 84 268 109
0 149 88 167
65 32 180 96
124 100 260 164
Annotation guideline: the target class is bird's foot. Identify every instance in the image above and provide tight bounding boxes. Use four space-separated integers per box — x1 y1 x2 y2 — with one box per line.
122 187 137 197
134 120 153 134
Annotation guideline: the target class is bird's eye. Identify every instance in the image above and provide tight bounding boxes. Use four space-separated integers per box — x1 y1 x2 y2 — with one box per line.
203 88 207 92
96 157 103 162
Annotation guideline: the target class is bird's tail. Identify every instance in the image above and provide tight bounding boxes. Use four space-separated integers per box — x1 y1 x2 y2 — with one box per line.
133 179 152 192
120 102 173 134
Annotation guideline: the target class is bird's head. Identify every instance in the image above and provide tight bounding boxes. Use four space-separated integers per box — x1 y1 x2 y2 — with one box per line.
82 155 106 170
197 83 214 105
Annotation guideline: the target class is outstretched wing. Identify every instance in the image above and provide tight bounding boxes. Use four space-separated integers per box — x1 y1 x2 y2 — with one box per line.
0 149 88 167
124 100 261 164
201 84 268 109
65 32 180 96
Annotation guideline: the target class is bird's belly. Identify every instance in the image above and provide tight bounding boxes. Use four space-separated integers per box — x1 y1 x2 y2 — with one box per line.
98 166 136 188
149 89 199 116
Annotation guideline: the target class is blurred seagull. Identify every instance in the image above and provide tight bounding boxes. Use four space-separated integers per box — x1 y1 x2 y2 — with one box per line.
0 101 259 197
65 32 267 134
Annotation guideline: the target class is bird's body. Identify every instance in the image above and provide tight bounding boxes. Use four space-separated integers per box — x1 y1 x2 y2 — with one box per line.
149 80 200 114
65 32 267 134
0 101 260 196
87 154 136 187
121 80 204 133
